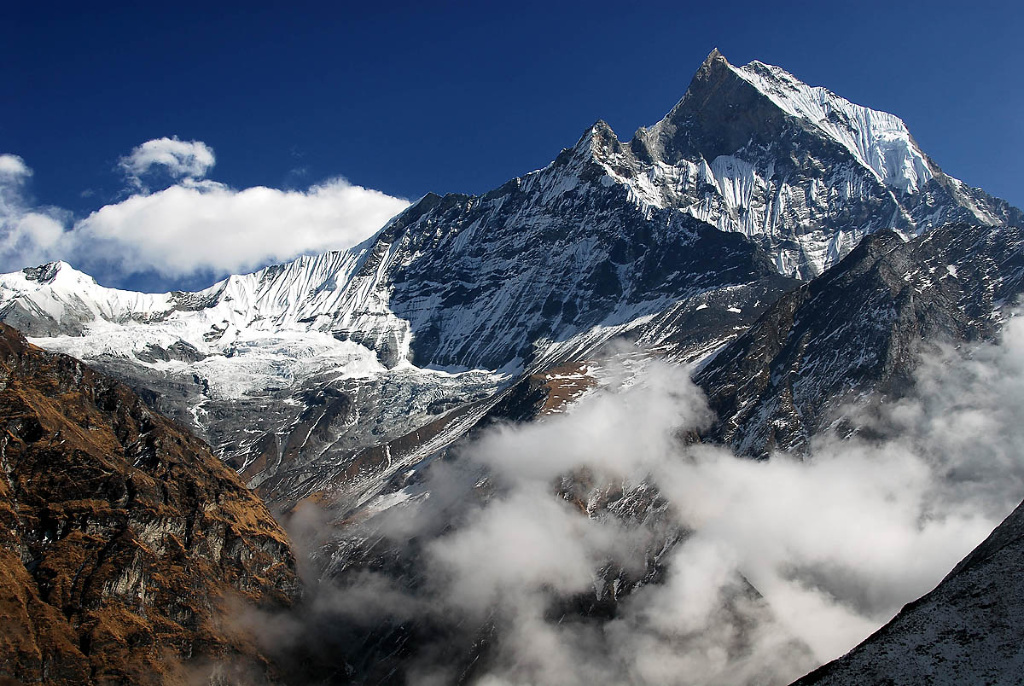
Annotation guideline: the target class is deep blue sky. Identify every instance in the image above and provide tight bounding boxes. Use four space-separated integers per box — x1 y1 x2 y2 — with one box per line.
5 1 1023 223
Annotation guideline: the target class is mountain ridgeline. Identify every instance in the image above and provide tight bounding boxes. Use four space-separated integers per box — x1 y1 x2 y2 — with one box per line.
794 496 1024 684
697 222 1024 457
1 51 1023 684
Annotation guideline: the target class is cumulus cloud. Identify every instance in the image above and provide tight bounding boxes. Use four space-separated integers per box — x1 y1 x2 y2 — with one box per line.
0 153 32 180
0 154 71 270
119 136 216 188
71 177 409 280
0 146 409 287
260 319 1024 685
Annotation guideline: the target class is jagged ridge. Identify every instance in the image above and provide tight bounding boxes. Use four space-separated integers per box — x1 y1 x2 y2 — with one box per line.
697 222 1024 457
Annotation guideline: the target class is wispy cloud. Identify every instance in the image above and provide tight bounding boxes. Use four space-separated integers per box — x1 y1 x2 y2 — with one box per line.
0 153 32 180
119 136 216 189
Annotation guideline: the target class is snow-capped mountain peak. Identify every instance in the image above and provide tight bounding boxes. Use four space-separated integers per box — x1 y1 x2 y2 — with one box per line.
23 260 97 288
732 58 934 194
622 49 1019 277
0 260 176 329
639 49 935 193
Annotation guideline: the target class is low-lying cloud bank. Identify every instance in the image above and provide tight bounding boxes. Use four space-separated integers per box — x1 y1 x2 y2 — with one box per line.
259 316 1024 685
0 144 409 288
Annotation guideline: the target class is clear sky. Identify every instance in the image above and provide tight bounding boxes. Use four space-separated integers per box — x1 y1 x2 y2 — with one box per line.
3 0 1022 291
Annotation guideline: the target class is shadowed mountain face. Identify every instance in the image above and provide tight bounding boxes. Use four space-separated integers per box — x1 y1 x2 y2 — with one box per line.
0 324 299 685
354 175 791 371
697 223 1024 457
792 495 1024 685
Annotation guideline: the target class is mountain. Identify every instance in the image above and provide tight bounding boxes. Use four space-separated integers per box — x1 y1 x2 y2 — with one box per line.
1 51 1016 514
0 323 298 684
301 219 1024 684
792 495 1024 684
2 50 1024 684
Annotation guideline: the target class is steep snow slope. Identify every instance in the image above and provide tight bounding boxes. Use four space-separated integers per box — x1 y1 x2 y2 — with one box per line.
732 59 934 195
357 134 793 371
625 50 1020 277
0 250 405 364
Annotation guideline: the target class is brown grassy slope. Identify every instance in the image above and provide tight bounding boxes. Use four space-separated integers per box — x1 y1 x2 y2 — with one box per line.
0 323 299 685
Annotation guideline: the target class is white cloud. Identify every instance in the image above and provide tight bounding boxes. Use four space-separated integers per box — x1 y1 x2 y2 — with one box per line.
0 154 32 180
119 136 216 187
0 146 410 286
72 177 409 280
0 154 71 271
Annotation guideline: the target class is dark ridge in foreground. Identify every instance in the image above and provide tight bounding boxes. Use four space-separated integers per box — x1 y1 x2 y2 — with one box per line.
792 496 1024 685
0 323 299 685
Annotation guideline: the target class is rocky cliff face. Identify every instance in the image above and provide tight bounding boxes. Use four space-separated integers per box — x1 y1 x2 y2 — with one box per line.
0 323 299 685
697 223 1024 457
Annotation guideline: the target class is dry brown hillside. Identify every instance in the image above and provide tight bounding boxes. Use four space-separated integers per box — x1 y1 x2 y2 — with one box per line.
0 323 299 685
